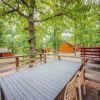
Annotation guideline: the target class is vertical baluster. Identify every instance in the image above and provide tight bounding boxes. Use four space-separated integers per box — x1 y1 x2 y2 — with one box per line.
16 57 19 71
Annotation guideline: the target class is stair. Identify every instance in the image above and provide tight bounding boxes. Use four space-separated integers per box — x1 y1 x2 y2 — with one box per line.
85 73 100 83
85 60 100 83
86 61 100 68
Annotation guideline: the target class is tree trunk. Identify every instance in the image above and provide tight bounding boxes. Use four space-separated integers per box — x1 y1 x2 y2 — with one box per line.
28 16 36 68
28 0 36 67
28 16 36 54
28 0 36 54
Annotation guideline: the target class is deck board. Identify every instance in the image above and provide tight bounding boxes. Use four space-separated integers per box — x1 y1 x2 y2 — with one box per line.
0 78 14 100
8 75 35 100
83 86 99 100
0 60 82 100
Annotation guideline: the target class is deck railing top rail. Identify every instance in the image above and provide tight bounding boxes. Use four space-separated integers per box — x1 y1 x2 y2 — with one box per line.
0 52 100 73
80 47 100 58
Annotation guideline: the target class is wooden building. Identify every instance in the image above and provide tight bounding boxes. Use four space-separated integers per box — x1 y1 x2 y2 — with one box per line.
58 43 75 53
0 48 14 57
40 48 51 53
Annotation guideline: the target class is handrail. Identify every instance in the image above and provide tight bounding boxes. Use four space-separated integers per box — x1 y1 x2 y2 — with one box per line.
1 52 99 60
0 53 36 59
0 53 100 73
80 47 100 58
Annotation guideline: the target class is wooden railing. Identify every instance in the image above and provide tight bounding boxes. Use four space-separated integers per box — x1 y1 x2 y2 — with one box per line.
80 47 100 58
0 54 40 72
1 52 99 73
0 53 58 73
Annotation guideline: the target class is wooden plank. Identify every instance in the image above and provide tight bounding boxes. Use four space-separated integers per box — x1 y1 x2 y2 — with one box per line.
21 60 81 98
21 70 59 92
24 61 79 85
2 77 22 100
6 75 28 100
0 60 82 100
23 70 63 89
20 71 56 94
0 78 14 100
18 69 61 90
8 75 35 100
86 63 100 68
20 69 70 99
83 87 99 100
11 73 47 100
85 73 100 83
16 72 53 100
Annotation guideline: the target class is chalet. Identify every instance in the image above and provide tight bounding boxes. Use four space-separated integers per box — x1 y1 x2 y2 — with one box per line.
58 43 75 53
40 48 51 53
0 48 14 57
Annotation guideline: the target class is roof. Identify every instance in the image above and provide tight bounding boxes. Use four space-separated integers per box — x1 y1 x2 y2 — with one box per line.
0 48 11 53
60 43 74 48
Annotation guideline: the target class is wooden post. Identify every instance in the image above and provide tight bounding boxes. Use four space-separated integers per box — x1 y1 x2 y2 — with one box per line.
84 48 85 57
16 57 19 71
58 56 61 60
30 58 35 66
44 54 46 63
40 54 42 63
99 48 100 58
81 48 82 57
81 58 85 66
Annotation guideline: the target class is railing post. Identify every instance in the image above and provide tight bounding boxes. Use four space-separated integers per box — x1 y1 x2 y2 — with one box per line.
44 54 46 63
40 54 42 63
29 55 35 68
16 57 19 71
81 58 85 66
81 48 82 57
58 55 61 60
84 48 85 57
99 48 100 58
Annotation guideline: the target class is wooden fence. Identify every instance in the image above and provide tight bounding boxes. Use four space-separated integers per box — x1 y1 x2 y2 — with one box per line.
80 47 100 58
0 54 43 72
0 52 100 73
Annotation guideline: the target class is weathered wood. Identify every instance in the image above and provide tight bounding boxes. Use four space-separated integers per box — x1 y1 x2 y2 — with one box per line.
8 75 34 100
0 60 82 100
80 47 100 58
83 86 99 100
85 60 100 83
58 56 61 60
15 57 19 70
0 78 14 100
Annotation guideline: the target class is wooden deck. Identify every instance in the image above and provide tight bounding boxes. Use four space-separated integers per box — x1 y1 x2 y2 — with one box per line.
83 86 100 100
84 59 100 100
0 60 82 100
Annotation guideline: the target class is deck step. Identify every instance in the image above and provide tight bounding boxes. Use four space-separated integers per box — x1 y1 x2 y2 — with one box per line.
85 67 100 75
86 63 100 68
83 86 99 100
85 73 100 83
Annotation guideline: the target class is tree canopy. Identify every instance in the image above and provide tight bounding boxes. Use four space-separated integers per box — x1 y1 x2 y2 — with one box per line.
0 0 100 54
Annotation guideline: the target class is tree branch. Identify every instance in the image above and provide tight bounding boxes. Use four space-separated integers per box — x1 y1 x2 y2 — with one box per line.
15 0 28 18
13 15 21 25
34 12 74 23
17 10 28 18
0 9 17 16
1 0 15 9
34 4 45 15
41 0 51 6
21 0 29 7
1 0 28 18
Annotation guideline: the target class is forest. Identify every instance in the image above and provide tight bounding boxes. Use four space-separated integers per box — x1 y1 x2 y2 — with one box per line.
0 0 100 54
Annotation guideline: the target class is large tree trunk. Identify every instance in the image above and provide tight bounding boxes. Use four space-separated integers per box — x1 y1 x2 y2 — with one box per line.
28 16 36 54
28 17 36 67
28 0 36 67
28 0 36 54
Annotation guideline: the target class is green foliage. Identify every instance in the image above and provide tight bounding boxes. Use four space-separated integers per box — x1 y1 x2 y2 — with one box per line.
0 0 100 54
